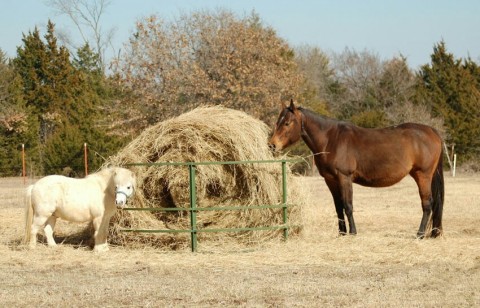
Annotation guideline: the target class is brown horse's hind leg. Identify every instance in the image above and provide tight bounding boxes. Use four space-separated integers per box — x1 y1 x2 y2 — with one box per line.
412 172 433 238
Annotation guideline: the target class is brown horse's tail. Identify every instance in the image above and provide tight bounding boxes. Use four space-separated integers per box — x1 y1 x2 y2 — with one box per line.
24 185 34 245
430 149 444 237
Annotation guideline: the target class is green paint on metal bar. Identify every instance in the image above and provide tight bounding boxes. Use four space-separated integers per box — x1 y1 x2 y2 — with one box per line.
122 204 292 212
121 224 302 234
126 158 303 167
121 229 192 233
194 204 289 211
194 225 288 233
121 207 190 212
189 164 197 252
282 161 288 240
120 225 289 233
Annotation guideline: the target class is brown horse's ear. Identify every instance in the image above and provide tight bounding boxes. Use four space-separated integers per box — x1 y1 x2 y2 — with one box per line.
289 99 296 111
281 100 287 110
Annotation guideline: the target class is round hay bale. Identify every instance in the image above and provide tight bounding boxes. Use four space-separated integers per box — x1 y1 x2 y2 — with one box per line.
106 106 307 249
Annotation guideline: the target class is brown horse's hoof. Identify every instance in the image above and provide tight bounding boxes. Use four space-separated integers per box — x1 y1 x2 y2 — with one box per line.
338 232 356 237
431 229 443 238
416 232 425 239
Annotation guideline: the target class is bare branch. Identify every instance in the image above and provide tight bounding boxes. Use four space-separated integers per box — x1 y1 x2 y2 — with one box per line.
46 0 115 70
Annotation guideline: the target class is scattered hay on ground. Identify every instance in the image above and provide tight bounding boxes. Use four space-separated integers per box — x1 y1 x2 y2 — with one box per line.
105 106 308 249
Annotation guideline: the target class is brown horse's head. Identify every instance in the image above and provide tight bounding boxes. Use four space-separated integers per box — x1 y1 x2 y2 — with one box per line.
268 99 303 152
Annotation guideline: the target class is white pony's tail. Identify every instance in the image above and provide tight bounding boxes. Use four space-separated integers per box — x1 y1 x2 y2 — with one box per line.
24 185 34 245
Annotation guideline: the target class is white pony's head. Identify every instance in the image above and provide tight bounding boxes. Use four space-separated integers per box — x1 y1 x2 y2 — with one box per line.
112 168 136 208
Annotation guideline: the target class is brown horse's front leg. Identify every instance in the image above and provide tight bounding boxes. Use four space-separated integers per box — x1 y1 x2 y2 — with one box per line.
341 177 357 235
325 178 357 235
338 175 357 235
325 179 346 234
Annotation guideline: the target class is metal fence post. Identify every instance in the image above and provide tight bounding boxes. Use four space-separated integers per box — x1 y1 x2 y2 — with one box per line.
281 160 288 240
189 164 198 252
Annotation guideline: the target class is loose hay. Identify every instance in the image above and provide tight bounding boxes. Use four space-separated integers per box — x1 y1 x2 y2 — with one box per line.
105 106 308 249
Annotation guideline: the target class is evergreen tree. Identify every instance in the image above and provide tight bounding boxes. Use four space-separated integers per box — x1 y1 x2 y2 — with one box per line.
71 43 126 173
12 21 124 175
13 21 76 173
0 50 40 176
415 41 480 158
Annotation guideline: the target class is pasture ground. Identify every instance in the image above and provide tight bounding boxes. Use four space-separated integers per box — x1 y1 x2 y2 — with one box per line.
0 173 479 307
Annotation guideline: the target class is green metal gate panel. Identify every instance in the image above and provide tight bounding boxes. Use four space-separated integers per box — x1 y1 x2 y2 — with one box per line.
121 159 301 252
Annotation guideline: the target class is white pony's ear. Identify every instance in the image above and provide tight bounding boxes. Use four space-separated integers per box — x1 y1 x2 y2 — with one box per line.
131 170 137 190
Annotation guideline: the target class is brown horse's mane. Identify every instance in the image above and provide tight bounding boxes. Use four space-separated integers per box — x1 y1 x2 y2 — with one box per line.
297 106 413 131
296 106 354 130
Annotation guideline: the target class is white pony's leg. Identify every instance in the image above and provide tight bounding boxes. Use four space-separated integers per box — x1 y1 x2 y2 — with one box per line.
44 216 57 247
29 223 40 248
93 243 109 252
92 216 109 252
30 214 48 248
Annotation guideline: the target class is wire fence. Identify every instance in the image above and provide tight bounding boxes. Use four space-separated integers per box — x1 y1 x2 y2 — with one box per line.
2 143 92 179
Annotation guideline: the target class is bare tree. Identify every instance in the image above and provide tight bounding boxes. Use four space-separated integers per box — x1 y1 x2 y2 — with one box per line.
381 57 445 135
294 45 333 104
378 56 416 108
46 0 116 70
115 10 302 132
330 47 384 119
327 48 443 130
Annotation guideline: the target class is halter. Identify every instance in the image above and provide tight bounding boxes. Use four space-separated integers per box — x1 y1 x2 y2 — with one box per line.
115 184 134 200
115 190 130 199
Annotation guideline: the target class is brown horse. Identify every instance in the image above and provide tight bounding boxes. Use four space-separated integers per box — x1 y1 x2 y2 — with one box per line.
269 100 444 238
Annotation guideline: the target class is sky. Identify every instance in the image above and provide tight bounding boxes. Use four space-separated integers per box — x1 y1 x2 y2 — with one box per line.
1 0 480 69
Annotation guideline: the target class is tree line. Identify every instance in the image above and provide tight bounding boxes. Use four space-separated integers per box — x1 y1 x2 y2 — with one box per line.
1 9 479 176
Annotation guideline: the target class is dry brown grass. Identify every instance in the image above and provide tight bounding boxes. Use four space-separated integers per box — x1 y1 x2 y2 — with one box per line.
1 173 479 307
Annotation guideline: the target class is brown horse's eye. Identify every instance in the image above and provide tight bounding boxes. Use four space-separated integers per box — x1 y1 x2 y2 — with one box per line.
285 121 290 126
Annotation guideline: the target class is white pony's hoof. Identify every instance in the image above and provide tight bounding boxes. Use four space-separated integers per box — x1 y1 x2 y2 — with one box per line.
93 244 109 253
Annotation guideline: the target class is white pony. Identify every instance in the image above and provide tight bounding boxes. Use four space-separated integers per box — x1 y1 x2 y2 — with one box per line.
24 167 136 252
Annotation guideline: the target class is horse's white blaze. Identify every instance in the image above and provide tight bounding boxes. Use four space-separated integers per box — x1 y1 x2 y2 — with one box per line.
115 192 127 207
24 167 136 252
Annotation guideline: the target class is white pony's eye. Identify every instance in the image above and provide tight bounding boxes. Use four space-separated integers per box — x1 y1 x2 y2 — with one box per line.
127 186 131 190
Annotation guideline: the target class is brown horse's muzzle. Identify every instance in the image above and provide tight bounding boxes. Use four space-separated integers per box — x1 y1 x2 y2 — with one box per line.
268 137 283 152
268 142 277 152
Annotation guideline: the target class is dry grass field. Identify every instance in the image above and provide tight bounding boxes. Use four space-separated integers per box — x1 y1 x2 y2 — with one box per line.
1 173 479 307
